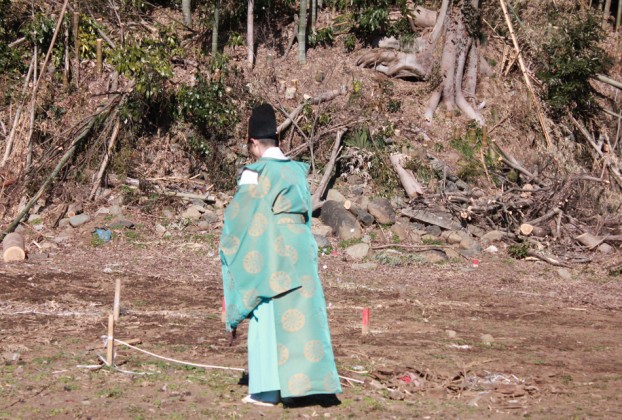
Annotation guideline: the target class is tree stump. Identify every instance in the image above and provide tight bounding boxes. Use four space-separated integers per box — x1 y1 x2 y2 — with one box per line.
3 233 26 262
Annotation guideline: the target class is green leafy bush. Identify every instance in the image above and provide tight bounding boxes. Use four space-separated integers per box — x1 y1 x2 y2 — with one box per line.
537 13 612 119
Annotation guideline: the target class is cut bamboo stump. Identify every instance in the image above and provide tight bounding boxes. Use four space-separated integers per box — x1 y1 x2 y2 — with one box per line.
113 278 121 321
106 312 115 366
3 233 26 262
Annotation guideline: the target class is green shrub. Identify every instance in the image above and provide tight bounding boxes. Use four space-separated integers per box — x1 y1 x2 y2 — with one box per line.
537 13 612 119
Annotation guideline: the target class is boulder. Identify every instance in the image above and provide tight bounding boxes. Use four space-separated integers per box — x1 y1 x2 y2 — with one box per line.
345 243 370 260
349 206 375 227
326 189 346 203
69 213 91 228
441 230 463 245
181 206 203 220
367 198 396 225
320 200 362 240
311 221 332 237
425 225 442 237
202 209 219 224
390 222 410 242
314 234 331 248
460 237 482 252
481 230 508 243
421 250 448 263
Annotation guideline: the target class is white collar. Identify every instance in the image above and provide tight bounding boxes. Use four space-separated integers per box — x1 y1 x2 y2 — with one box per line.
262 147 288 160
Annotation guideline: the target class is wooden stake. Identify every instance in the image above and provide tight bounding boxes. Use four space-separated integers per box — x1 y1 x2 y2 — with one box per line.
362 307 370 335
106 312 115 366
96 38 102 75
73 11 80 87
499 0 552 148
113 278 121 322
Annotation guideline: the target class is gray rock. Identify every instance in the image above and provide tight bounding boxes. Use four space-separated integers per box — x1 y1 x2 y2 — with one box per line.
367 198 396 225
181 206 203 220
355 196 370 211
390 222 410 242
197 221 210 230
444 248 462 260
421 250 448 263
163 209 175 219
441 230 463 245
320 200 362 240
460 237 482 252
155 224 167 234
390 196 406 210
58 218 71 228
361 234 371 244
326 189 346 203
311 222 332 237
96 207 110 215
314 234 331 248
69 213 91 228
202 209 219 224
456 180 468 191
481 230 508 243
110 219 135 229
350 207 375 227
352 262 378 270
445 181 458 193
350 185 365 196
425 225 442 237
345 243 370 260
467 224 487 238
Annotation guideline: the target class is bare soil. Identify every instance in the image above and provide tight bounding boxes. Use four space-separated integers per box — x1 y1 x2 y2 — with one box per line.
1 222 622 419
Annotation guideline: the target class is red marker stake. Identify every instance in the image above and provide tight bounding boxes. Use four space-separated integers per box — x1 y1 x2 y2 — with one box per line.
221 297 227 323
362 307 370 335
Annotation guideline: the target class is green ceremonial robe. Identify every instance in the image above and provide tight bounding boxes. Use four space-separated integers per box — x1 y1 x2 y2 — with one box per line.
220 157 342 398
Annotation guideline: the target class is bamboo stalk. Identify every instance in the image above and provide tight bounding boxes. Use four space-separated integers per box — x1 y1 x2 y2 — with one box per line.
26 44 38 171
499 0 553 148
596 74 622 90
73 11 80 87
106 313 115 366
89 117 120 200
96 39 103 75
113 278 121 322
616 0 622 31
2 97 120 239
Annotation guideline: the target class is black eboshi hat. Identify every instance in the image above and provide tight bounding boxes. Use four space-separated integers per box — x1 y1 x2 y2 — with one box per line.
248 103 278 143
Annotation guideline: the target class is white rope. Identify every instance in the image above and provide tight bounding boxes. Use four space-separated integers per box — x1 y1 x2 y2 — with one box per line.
113 338 245 372
95 337 364 384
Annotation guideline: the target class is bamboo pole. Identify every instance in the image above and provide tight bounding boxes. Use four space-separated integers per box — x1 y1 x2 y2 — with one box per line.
597 74 622 90
616 0 621 31
26 44 38 171
113 278 121 321
499 0 553 148
96 38 102 75
2 97 120 239
106 312 115 365
73 11 80 87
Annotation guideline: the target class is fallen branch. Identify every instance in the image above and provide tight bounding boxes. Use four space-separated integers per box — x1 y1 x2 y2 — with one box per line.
596 74 622 90
277 88 345 134
499 0 552 147
2 96 121 239
312 130 345 211
524 207 561 226
89 117 121 200
526 250 569 267
390 154 424 198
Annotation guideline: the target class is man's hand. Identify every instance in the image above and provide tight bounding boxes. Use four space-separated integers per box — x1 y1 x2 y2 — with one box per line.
228 327 238 346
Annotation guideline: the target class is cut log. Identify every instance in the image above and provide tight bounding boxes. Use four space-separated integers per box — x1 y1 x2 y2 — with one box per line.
401 208 462 231
67 202 83 218
390 154 424 198
3 232 26 262
519 223 533 236
576 232 614 253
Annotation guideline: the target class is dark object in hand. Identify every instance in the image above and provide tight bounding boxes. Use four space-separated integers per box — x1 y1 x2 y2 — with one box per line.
228 327 238 346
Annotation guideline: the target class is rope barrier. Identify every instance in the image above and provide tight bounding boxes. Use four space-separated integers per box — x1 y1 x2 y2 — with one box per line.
92 337 365 384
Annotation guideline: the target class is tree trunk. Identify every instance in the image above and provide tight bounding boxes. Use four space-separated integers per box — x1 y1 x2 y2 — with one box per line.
182 0 192 27
357 0 485 125
298 0 307 64
212 4 220 56
247 0 254 68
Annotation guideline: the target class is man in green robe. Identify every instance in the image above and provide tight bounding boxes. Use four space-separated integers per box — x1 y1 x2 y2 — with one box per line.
220 104 342 406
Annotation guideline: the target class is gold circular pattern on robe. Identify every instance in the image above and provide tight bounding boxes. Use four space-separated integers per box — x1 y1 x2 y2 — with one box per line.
274 236 286 255
288 373 312 396
273 195 292 213
284 245 298 263
242 288 260 310
323 372 340 393
269 271 292 294
277 344 289 366
243 251 264 274
281 309 305 332
288 223 306 234
303 340 325 363
299 275 316 298
220 235 240 256
249 176 271 198
225 201 240 220
248 213 268 237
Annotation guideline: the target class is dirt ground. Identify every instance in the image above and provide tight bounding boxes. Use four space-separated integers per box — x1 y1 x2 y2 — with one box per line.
1 225 622 419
